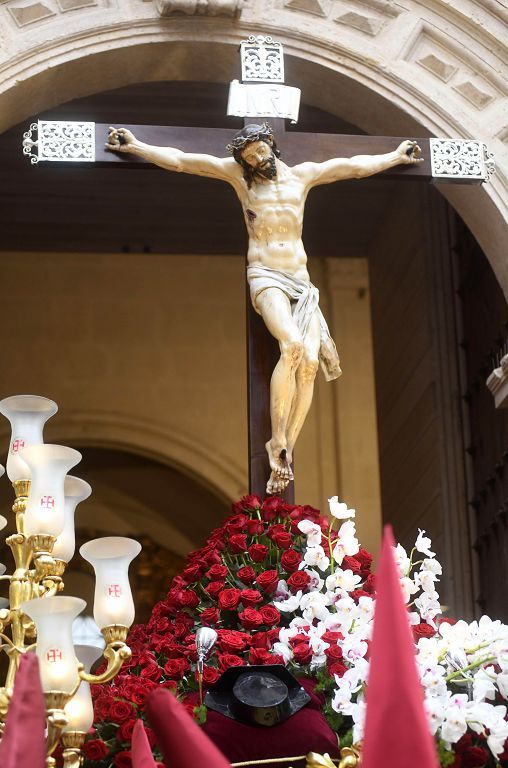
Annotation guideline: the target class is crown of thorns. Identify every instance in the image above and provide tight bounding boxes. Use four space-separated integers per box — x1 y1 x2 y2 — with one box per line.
226 122 274 154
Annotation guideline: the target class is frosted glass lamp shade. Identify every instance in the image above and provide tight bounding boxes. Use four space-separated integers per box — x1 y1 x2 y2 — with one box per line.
0 395 58 481
0 464 4 479
20 596 86 693
79 537 141 629
0 515 7 532
21 445 81 538
52 476 92 563
64 643 103 732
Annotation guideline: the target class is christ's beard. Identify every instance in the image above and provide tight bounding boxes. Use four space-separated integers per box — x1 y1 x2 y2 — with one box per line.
256 155 277 180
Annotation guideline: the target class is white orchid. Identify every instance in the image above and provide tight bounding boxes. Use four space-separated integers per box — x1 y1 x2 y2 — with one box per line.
304 545 330 572
297 519 323 547
328 496 356 520
326 568 362 593
273 590 302 612
332 520 360 565
415 529 436 558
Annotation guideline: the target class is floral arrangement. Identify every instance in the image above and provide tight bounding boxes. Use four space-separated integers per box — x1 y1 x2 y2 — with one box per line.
83 495 508 768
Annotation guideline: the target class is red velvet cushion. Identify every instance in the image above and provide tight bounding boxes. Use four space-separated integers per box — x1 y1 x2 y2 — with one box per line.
202 679 340 768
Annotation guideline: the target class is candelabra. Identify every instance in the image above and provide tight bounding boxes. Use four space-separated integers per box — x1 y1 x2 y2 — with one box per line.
0 395 141 767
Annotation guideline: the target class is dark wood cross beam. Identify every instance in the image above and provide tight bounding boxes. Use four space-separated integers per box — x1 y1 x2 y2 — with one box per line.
34 116 481 501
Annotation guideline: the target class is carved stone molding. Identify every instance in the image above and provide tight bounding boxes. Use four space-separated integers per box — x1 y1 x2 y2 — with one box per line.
156 0 243 16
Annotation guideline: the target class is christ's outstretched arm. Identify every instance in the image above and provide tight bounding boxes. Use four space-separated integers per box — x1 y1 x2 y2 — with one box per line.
106 127 239 183
294 140 423 187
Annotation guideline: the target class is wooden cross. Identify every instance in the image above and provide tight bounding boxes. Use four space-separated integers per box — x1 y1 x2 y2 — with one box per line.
23 41 491 503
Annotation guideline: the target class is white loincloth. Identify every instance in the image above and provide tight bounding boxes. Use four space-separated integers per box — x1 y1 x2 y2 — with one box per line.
247 264 342 382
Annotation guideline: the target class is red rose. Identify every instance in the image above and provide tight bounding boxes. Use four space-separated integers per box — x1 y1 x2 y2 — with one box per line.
240 589 263 607
180 590 199 609
246 519 265 536
462 747 489 767
281 549 302 574
321 630 344 644
218 630 250 654
260 605 281 626
206 565 228 580
164 658 189 679
261 497 291 520
201 607 220 625
237 566 256 584
225 514 248 535
325 645 343 662
110 700 135 724
289 632 309 647
438 617 458 626
356 547 373 574
218 588 242 611
287 570 310 593
114 750 133 768
93 693 115 719
328 662 348 677
229 534 248 553
250 631 271 649
181 564 203 583
83 740 110 760
218 653 246 671
271 531 293 550
205 581 224 600
239 608 263 630
292 642 312 665
363 573 376 594
198 667 221 685
256 570 279 594
140 660 162 682
237 494 261 512
412 623 436 641
249 647 275 664
117 719 136 743
342 556 361 573
248 544 269 563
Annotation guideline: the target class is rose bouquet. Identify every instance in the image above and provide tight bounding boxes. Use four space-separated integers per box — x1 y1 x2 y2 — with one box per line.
83 495 508 768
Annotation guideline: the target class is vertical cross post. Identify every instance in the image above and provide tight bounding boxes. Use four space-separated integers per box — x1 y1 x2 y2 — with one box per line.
229 37 299 502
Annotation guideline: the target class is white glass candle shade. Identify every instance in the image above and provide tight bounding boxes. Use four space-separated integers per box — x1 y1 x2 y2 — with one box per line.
21 445 81 538
21 596 86 693
0 396 58 481
0 464 4 480
52 476 92 563
64 643 103 732
79 537 141 629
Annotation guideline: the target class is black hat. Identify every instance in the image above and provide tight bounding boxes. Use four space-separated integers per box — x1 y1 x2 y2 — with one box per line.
204 665 310 727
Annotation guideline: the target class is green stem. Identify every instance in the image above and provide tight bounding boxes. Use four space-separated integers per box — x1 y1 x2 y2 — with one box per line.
328 520 336 574
445 655 496 682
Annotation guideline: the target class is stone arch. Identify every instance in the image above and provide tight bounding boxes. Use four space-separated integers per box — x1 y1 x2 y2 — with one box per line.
0 411 238 506
0 2 506 287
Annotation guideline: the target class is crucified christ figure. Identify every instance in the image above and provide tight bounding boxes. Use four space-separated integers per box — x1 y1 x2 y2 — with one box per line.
107 123 422 495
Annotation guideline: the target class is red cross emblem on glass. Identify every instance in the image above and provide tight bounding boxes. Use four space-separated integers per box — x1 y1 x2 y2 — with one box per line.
40 495 55 509
11 439 25 454
107 584 122 598
46 648 63 663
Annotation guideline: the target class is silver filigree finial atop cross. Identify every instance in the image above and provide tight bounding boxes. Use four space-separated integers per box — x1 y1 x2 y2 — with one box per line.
240 35 284 84
228 35 300 122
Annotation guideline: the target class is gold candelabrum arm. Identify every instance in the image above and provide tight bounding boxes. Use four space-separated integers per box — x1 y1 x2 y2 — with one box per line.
79 625 131 685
